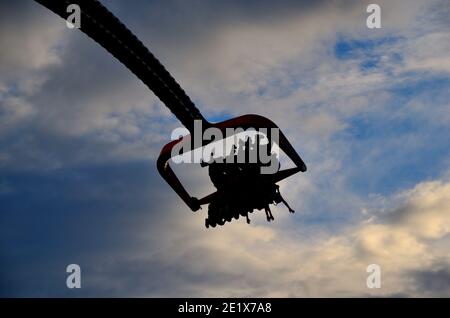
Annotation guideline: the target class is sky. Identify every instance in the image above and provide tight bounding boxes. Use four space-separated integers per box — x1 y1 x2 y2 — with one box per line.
0 0 450 297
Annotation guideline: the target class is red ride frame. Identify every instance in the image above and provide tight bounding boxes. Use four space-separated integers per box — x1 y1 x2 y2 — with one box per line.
157 114 307 212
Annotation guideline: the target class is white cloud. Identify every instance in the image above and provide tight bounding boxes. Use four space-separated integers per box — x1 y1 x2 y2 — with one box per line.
386 181 450 240
0 2 65 93
2 0 448 169
0 96 35 133
128 177 450 297
402 31 450 74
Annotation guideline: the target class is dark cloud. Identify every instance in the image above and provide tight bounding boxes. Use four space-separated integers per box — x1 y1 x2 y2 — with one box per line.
409 263 450 296
0 161 174 296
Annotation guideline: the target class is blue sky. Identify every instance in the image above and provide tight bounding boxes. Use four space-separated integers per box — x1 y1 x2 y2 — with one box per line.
1 0 450 297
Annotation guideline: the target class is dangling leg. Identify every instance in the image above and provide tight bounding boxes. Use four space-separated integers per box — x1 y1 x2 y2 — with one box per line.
246 212 251 224
265 206 274 221
281 196 295 213
275 187 295 213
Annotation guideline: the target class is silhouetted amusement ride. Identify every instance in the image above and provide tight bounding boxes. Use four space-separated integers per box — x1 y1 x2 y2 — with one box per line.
36 0 307 228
